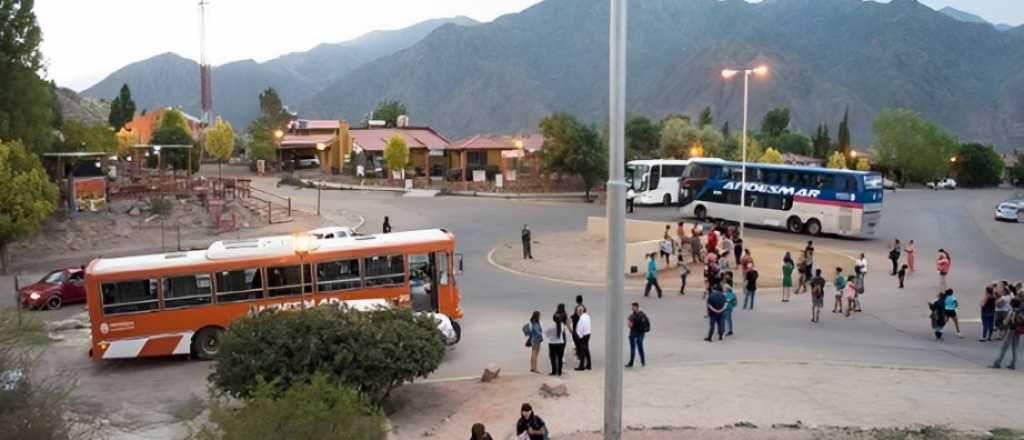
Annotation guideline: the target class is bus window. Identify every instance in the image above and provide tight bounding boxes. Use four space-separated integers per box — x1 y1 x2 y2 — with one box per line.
834 175 858 193
162 274 212 309
437 251 449 286
317 259 361 292
266 265 312 297
215 269 264 303
762 170 780 184
102 279 159 315
663 165 686 178
364 254 405 287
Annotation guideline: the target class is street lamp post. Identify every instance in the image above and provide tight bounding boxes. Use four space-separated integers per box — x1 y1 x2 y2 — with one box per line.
316 143 326 216
274 129 285 171
721 65 768 240
605 0 627 438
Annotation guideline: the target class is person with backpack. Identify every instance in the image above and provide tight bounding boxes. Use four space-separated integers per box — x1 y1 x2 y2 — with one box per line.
523 311 544 373
810 269 826 323
991 298 1022 370
644 253 663 298
832 267 847 314
723 281 737 336
705 284 727 342
626 302 649 367
743 267 759 310
929 291 949 340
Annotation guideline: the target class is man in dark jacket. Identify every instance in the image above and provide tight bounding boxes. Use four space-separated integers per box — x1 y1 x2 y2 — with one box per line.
706 285 727 341
521 224 533 259
626 302 648 367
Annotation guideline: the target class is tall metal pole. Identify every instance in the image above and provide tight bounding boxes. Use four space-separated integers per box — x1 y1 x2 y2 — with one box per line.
739 71 749 240
604 0 627 438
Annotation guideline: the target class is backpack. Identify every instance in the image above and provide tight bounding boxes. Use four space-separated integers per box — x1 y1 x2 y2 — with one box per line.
521 322 531 337
635 312 651 333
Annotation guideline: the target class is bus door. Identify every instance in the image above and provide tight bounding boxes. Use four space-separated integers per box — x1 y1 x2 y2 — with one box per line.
648 165 661 193
409 253 436 312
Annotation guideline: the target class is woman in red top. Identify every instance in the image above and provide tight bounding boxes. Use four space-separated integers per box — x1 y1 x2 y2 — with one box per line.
936 248 951 289
905 239 917 273
706 229 719 254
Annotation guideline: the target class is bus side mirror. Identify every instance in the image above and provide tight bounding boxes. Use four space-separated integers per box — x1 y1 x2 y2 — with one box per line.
455 253 464 275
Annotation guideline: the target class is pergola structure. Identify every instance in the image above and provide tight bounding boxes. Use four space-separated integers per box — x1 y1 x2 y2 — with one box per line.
130 144 195 177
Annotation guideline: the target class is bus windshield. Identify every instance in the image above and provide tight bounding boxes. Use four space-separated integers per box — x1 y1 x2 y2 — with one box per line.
627 164 649 191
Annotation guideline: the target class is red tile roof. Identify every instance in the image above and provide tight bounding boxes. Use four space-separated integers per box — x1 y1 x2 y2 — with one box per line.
350 127 450 152
279 134 336 150
449 133 544 152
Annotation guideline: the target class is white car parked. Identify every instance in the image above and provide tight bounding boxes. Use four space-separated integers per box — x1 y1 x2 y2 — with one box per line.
995 200 1024 223
927 178 957 190
308 226 355 239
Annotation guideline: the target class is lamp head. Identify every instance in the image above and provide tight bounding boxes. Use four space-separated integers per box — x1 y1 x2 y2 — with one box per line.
316 143 326 151
292 233 313 255
721 69 739 79
752 65 769 76
274 129 284 139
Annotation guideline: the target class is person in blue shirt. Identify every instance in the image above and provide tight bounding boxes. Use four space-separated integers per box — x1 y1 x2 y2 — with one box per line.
643 253 663 298
943 289 962 338
832 267 847 314
723 281 737 336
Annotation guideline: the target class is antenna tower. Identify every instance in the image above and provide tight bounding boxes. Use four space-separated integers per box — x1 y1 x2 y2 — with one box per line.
198 0 212 126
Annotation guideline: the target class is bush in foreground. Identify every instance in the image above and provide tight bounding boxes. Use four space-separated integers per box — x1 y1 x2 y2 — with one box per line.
210 306 445 405
193 374 386 440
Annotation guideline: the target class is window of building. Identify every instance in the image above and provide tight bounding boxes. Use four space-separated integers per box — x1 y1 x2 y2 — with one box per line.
101 279 159 315
215 268 264 302
317 259 362 292
266 265 312 297
467 151 487 166
364 254 405 287
162 274 213 309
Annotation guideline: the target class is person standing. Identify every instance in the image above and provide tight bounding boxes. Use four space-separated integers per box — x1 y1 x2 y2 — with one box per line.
676 222 689 264
929 291 949 340
898 264 908 289
733 231 744 267
782 252 795 302
991 298 1022 370
996 289 1013 341
810 269 826 323
889 238 902 275
524 311 543 373
626 187 636 213
521 225 533 260
844 277 858 318
980 286 997 342
721 234 734 270
383 216 392 234
570 295 584 365
690 224 704 263
644 253 663 298
832 267 847 314
740 248 754 275
705 285 727 341
546 305 568 376
795 252 808 295
724 281 737 336
856 253 868 287
679 263 690 295
743 266 758 310
626 302 649 367
515 403 548 440
944 288 963 338
805 249 816 289
470 423 494 440
574 305 591 371
706 228 719 255
905 240 917 274
659 234 673 267
936 249 951 289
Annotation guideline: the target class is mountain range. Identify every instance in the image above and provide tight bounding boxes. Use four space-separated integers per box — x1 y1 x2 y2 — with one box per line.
938 6 1014 31
82 0 1024 150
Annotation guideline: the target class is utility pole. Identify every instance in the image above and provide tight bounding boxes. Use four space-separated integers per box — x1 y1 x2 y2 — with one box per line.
604 0 627 438
198 0 213 126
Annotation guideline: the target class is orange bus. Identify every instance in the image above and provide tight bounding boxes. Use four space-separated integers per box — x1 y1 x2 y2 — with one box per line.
85 229 463 360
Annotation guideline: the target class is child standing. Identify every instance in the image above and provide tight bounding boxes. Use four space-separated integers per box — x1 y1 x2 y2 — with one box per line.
898 264 908 289
832 267 847 314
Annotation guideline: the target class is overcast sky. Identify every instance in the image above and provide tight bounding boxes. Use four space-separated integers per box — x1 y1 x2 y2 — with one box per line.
36 0 1024 91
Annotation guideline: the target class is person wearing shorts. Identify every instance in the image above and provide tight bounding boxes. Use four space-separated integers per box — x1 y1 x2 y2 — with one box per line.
943 289 962 338
810 269 826 323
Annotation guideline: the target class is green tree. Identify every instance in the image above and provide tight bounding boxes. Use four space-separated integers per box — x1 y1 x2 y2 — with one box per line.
698 106 714 128
766 131 813 156
855 157 871 171
953 143 1004 187
1008 150 1024 187
382 134 409 179
538 113 607 199
826 151 848 169
205 117 235 180
107 83 136 129
373 100 407 128
759 147 784 164
625 113 659 161
837 106 851 158
0 0 55 153
874 108 958 184
0 140 58 272
811 123 831 159
210 306 445 405
723 132 762 163
246 88 292 162
721 120 731 140
659 118 723 159
115 127 139 159
195 374 386 440
58 120 116 153
150 109 197 173
760 107 790 139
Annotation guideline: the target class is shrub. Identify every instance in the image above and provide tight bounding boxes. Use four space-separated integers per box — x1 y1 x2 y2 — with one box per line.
276 174 304 188
192 374 386 440
210 306 445 405
148 197 174 217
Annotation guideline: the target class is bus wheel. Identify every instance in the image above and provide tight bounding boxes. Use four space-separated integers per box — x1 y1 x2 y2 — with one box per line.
805 219 822 236
46 296 62 310
450 320 462 345
192 327 223 361
663 194 672 207
787 217 803 234
695 206 707 221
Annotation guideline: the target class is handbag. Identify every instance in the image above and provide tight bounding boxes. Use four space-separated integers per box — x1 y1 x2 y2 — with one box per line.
525 337 532 347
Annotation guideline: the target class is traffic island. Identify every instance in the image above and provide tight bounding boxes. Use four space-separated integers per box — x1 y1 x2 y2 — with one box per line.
489 218 855 290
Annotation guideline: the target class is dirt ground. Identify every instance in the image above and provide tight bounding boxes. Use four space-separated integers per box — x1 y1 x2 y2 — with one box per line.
491 231 855 288
387 362 1024 440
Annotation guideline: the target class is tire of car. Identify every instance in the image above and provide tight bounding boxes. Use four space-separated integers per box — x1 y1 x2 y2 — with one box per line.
192 327 224 361
450 320 462 345
805 219 823 236
787 216 803 234
46 295 62 310
695 205 707 221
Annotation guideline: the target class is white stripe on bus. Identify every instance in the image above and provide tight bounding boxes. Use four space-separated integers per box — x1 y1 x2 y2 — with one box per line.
102 338 148 359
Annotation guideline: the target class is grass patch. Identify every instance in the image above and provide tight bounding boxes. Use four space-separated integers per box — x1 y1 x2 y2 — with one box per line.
171 395 207 422
0 312 50 346
991 428 1024 440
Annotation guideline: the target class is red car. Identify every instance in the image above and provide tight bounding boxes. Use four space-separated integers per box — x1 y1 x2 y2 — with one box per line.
18 268 86 310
